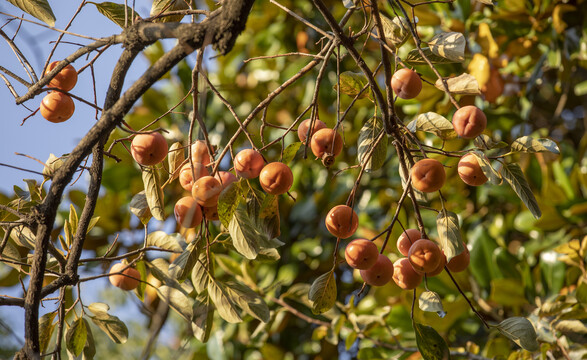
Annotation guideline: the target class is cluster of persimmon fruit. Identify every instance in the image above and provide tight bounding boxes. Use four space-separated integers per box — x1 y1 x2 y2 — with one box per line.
40 61 78 123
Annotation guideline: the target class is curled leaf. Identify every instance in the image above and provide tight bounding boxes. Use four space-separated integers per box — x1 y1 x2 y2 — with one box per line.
434 73 481 95
492 317 539 351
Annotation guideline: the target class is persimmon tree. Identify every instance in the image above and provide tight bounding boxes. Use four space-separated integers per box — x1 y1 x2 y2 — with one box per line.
0 0 586 359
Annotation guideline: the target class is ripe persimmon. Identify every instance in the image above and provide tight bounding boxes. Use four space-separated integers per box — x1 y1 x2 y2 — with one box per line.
191 176 222 207
457 153 488 186
397 229 422 256
447 245 470 272
179 163 209 191
359 253 394 286
345 239 379 270
298 118 327 143
174 196 203 228
325 205 359 239
40 92 75 123
411 158 446 193
407 239 442 273
45 61 78 91
234 149 264 179
191 140 211 166
214 171 238 189
310 128 343 158
452 105 487 139
391 68 422 99
109 263 140 291
130 132 168 166
392 258 423 290
259 162 293 195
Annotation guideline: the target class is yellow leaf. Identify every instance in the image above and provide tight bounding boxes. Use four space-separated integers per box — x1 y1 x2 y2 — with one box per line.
468 53 490 89
553 4 576 34
477 23 499 59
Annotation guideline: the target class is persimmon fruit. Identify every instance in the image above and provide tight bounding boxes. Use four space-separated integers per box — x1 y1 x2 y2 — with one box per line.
392 258 423 290
130 132 168 166
345 239 379 270
191 140 211 166
174 196 203 228
325 205 358 239
109 263 140 291
411 158 446 193
40 92 75 123
191 176 223 207
310 128 343 158
447 245 470 272
214 171 238 189
397 229 422 256
259 162 293 195
234 149 264 179
45 61 78 91
452 105 487 139
457 153 488 186
407 239 442 273
179 163 209 191
359 254 394 286
391 68 422 99
298 118 327 143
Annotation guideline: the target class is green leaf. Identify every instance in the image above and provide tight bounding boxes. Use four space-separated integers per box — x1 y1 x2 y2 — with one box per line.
405 47 460 65
146 258 185 292
436 209 464 262
89 2 140 28
224 281 270 323
192 293 214 343
406 112 456 140
229 206 276 260
413 322 451 360
501 163 541 219
309 270 337 315
146 231 184 252
218 181 244 228
169 240 201 281
427 32 466 62
378 14 410 49
575 80 587 96
66 317 87 357
510 136 560 154
6 0 55 26
474 134 508 150
282 142 302 164
471 150 502 185
492 317 539 351
142 166 165 221
69 204 79 238
419 291 446 318
167 142 185 181
207 278 243 323
89 312 128 344
191 252 210 294
134 260 147 301
129 191 152 224
555 320 587 335
357 117 387 172
157 285 194 321
39 312 57 355
82 318 96 360
434 73 480 95
336 71 369 99
150 0 188 22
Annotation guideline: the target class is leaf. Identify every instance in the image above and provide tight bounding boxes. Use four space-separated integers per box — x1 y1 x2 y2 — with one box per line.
554 320 587 335
146 258 185 292
501 163 541 219
406 112 456 140
428 32 465 62
10 225 35 249
87 302 110 314
39 312 57 355
510 136 560 154
6 0 55 26
218 181 244 228
405 47 460 65
42 153 64 179
167 142 185 181
419 291 446 318
476 0 495 5
247 189 282 240
142 166 165 221
66 317 87 357
207 278 242 323
308 270 337 315
89 312 128 344
146 231 184 252
89 2 140 28
82 318 96 360
282 142 302 164
378 15 410 49
492 317 539 351
69 204 79 237
129 191 152 224
192 293 214 343
191 252 210 294
357 117 387 172
470 150 502 185
157 285 194 321
336 71 369 99
134 260 147 301
434 73 481 95
169 240 201 281
150 0 189 22
228 207 270 260
224 281 270 323
474 134 508 150
436 209 464 262
413 322 451 360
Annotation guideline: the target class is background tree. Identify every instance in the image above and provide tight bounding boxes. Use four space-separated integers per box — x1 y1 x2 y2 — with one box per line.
0 0 586 359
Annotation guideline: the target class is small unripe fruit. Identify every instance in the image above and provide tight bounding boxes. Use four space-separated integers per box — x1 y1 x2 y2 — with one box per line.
174 196 202 228
298 118 327 143
452 105 487 139
214 171 238 189
45 61 78 91
130 132 168 166
391 68 422 99
447 245 470 272
191 176 222 207
408 239 442 273
325 205 358 239
392 258 423 290
310 128 343 158
40 92 75 123
397 229 422 256
191 140 211 166
179 163 209 191
259 162 294 195
411 158 446 193
359 254 394 286
109 263 140 291
457 153 488 186
234 149 264 179
345 239 379 270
